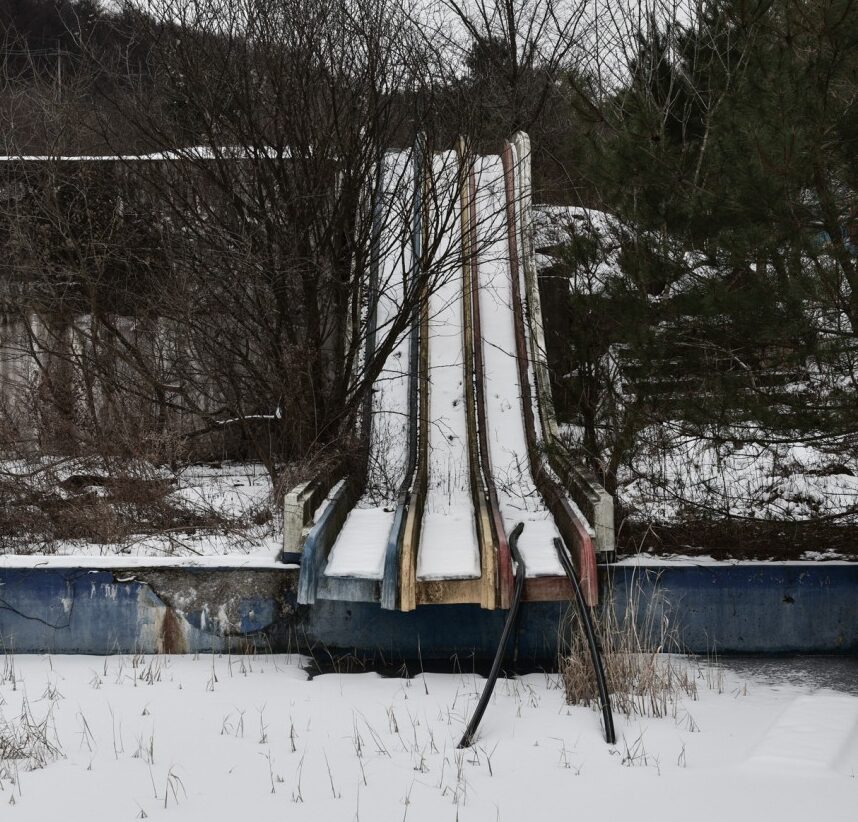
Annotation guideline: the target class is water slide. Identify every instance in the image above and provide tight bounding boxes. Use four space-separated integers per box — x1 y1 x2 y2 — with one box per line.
323 151 416 583
291 135 611 610
471 154 564 578
415 150 479 583
296 148 420 605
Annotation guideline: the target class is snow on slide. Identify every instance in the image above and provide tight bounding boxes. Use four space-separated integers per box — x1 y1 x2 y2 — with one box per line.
325 152 415 579
417 151 480 580
472 155 564 577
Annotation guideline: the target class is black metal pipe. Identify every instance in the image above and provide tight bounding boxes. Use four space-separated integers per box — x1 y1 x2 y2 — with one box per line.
458 522 526 749
554 538 616 744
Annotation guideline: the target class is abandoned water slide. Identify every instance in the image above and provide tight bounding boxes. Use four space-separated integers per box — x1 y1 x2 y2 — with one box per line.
290 133 613 611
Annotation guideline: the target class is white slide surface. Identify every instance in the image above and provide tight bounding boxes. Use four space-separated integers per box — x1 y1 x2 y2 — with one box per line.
472 155 563 576
325 151 414 579
416 151 480 580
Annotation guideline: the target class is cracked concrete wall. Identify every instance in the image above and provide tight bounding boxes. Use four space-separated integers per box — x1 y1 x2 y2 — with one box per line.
0 567 300 654
131 569 299 654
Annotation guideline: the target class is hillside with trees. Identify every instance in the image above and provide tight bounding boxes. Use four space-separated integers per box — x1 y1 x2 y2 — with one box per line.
0 0 855 557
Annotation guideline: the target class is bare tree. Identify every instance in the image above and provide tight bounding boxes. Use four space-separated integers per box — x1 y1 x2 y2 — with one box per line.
1 0 487 487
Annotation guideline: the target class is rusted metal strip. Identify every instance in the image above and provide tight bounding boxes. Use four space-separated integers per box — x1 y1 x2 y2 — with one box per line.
399 143 431 612
466 157 512 609
381 136 425 610
501 141 599 606
457 138 497 611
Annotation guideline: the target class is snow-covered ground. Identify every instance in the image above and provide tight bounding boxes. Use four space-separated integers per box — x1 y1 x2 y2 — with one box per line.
0 459 279 560
1 653 856 821
618 424 858 526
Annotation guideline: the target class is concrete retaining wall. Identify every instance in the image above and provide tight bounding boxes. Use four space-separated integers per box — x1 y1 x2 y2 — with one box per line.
1 562 855 658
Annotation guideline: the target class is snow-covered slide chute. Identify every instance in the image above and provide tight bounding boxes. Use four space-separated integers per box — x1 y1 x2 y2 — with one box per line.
286 133 614 611
498 137 601 605
380 134 426 611
444 136 605 608
293 146 422 606
397 141 500 611
509 132 615 574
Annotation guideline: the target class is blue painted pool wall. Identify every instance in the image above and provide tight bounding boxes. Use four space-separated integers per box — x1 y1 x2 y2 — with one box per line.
0 569 147 654
607 564 858 655
0 568 293 654
1 563 856 656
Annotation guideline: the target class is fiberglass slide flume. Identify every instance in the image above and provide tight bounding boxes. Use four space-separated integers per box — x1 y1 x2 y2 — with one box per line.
416 150 481 582
324 151 415 581
472 153 564 578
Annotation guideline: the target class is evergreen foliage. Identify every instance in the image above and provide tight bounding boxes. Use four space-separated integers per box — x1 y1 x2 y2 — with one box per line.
547 0 858 496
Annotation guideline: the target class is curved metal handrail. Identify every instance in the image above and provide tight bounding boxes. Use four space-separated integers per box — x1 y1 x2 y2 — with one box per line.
554 537 616 745
458 522 526 749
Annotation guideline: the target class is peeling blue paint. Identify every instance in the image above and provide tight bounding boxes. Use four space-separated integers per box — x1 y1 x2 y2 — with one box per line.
0 567 292 654
1 563 856 657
